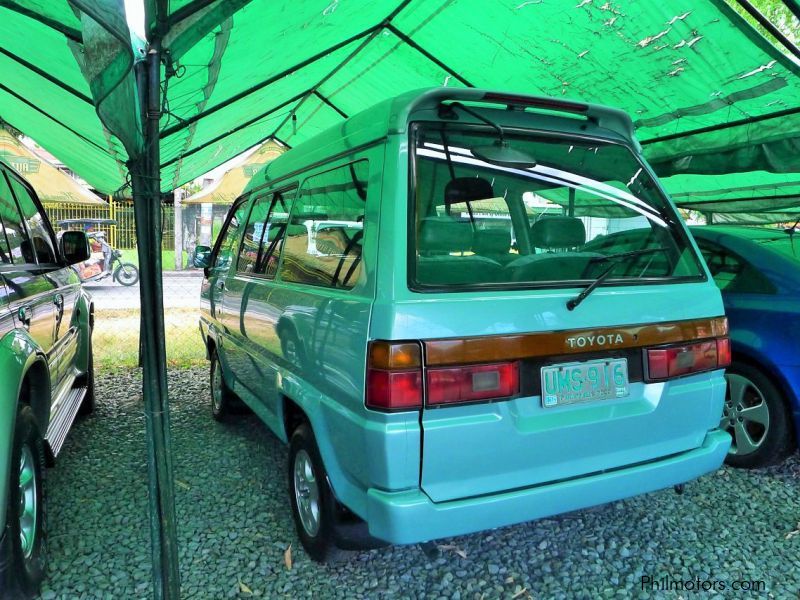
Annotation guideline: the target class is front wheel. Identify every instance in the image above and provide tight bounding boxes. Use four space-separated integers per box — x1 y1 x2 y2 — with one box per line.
1 405 46 599
113 263 139 286
722 361 794 468
209 349 238 421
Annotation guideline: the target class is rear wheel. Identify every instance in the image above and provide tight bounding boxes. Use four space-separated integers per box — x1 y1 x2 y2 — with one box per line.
113 263 139 286
722 361 794 468
1 405 46 599
288 424 341 562
76 333 95 416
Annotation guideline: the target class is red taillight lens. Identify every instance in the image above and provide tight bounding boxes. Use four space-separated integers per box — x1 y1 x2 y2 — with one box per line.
366 341 423 411
646 338 729 381
716 337 731 368
427 362 519 406
366 369 423 410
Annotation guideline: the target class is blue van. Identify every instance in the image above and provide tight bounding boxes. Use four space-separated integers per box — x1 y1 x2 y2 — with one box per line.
196 88 731 560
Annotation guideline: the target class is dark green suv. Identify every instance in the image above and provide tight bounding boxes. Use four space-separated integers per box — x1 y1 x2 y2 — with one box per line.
0 160 94 598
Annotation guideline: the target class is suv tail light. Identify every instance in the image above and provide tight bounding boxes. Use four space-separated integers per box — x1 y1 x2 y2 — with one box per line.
427 362 519 406
366 341 422 411
646 337 731 381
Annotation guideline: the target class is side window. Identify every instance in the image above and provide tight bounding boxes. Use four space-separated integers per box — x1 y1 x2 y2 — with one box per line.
280 161 367 289
213 200 247 270
697 240 775 294
0 171 32 264
236 189 293 278
7 174 56 264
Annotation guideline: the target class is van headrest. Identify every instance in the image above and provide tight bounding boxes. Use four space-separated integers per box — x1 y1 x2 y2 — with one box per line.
445 177 494 205
419 216 473 254
473 228 510 255
530 216 585 249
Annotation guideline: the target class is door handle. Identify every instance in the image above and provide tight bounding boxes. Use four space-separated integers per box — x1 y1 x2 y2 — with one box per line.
54 294 64 310
18 305 31 328
215 281 225 291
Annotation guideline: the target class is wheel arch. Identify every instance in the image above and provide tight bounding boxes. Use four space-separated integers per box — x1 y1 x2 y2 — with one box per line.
730 344 800 446
0 330 50 529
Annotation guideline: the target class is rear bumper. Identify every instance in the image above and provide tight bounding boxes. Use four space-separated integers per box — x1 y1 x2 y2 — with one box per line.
365 429 730 544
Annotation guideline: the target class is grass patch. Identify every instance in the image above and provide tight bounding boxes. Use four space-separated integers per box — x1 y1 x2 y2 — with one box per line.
94 307 206 369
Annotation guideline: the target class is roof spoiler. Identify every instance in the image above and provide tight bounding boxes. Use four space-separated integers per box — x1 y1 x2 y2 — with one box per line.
395 87 636 143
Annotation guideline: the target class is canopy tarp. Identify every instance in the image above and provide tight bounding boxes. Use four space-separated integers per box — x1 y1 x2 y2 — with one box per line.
662 170 800 212
147 0 800 194
0 0 140 193
0 128 105 204
182 140 283 205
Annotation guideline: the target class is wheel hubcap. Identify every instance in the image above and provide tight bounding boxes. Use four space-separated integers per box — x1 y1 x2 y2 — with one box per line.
211 361 222 412
293 449 320 536
18 444 37 559
721 373 770 456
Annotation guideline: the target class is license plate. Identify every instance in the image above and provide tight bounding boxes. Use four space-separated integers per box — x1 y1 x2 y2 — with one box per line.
541 358 629 408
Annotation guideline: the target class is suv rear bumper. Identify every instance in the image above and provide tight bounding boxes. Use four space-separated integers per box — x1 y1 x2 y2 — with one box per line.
365 429 729 544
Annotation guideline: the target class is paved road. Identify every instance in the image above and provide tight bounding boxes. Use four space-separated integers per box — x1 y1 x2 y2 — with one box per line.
84 271 204 310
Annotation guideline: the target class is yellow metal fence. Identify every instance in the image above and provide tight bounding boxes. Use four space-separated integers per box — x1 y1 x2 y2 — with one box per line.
43 199 175 250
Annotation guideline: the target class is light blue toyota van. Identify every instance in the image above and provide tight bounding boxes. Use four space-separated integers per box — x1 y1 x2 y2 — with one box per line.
196 88 731 561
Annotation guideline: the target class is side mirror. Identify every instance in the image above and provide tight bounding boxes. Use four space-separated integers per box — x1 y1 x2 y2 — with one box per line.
193 245 213 269
59 230 91 264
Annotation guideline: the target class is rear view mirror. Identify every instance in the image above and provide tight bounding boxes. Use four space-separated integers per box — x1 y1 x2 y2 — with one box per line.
59 230 90 265
193 245 213 269
445 177 494 204
472 140 537 168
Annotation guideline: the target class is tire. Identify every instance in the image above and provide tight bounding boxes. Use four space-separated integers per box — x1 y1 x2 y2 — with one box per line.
1 405 46 599
113 263 139 286
209 349 238 421
287 423 342 562
76 332 95 416
722 361 794 468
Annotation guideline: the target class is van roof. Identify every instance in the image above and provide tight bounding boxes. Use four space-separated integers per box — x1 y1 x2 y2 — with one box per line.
246 88 636 194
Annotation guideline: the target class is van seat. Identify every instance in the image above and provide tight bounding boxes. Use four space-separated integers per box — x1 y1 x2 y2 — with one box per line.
417 216 502 285
507 216 600 282
473 228 512 263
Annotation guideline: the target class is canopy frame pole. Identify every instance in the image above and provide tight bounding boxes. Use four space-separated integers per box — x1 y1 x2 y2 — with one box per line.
385 23 475 87
640 106 800 145
130 39 181 600
732 0 800 60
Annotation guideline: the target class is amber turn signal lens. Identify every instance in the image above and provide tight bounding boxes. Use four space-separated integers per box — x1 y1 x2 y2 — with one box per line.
369 341 421 370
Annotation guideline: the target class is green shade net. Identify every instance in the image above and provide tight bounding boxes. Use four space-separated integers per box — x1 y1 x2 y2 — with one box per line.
148 0 800 198
0 0 139 194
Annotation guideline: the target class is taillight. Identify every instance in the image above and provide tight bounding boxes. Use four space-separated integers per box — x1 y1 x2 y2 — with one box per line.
427 362 519 406
646 337 730 381
366 341 422 411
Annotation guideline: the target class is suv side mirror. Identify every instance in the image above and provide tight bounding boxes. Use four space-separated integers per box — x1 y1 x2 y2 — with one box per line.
59 230 91 264
193 245 213 269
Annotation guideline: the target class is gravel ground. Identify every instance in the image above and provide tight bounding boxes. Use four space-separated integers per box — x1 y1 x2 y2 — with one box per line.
39 367 800 599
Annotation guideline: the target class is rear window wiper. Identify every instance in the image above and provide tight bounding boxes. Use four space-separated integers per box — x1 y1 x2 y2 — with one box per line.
566 247 668 311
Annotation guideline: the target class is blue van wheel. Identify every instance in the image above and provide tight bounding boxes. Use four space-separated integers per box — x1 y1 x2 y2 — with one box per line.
210 349 239 421
287 424 343 562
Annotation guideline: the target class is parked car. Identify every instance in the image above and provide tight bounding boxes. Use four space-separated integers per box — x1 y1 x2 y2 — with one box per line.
689 226 800 467
0 160 94 598
196 88 730 561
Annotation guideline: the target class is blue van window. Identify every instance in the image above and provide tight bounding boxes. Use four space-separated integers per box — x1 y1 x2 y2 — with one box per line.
280 161 367 289
236 190 292 277
411 124 704 289
213 201 248 270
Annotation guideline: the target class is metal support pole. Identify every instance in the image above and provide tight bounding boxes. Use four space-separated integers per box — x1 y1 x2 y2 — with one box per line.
173 188 183 270
129 42 181 600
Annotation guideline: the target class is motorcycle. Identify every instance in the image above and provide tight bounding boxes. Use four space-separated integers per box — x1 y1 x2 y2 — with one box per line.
57 218 140 286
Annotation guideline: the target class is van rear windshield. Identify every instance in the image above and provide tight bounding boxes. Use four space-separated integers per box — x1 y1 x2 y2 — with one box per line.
410 123 704 291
